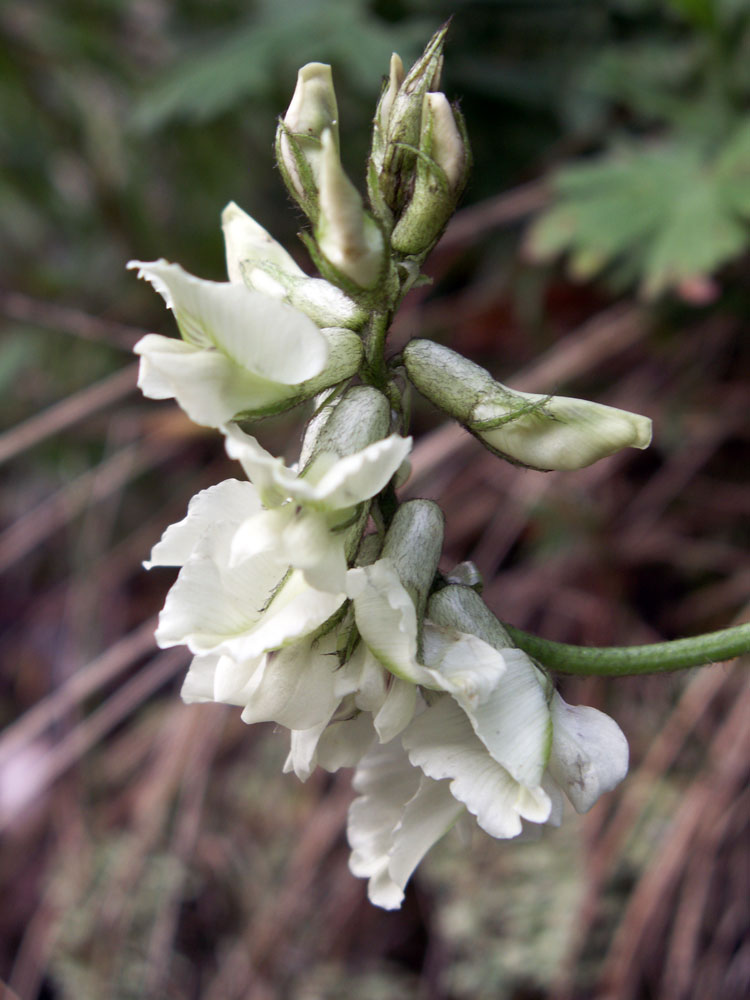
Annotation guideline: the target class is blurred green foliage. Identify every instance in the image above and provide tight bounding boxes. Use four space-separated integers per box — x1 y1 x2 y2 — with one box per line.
527 0 750 296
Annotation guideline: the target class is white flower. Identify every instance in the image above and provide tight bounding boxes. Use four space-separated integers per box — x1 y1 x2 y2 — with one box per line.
471 394 653 472
148 478 346 663
130 259 361 426
222 202 366 329
347 559 552 786
224 424 412 593
180 630 362 734
346 687 629 909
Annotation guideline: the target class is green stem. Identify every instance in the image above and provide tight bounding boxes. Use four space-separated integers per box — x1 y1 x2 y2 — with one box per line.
505 622 750 677
362 311 390 389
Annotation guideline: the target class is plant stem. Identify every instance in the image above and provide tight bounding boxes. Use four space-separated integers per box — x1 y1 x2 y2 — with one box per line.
362 311 390 389
504 622 750 677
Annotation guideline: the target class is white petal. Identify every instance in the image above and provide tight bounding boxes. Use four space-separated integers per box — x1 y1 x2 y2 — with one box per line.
347 737 422 908
421 622 506 709
213 652 263 705
374 678 417 743
240 633 342 730
180 654 221 703
316 712 377 772
459 646 552 789
222 201 304 286
348 561 424 684
347 738 463 909
386 776 464 900
278 511 349 593
223 424 301 506
228 570 345 660
547 693 629 813
147 480 259 569
403 696 551 839
135 333 299 427
284 724 329 782
301 434 413 509
474 394 652 471
129 260 327 383
155 545 287 654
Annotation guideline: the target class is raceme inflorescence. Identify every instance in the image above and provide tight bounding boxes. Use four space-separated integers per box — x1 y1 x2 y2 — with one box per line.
129 25 746 909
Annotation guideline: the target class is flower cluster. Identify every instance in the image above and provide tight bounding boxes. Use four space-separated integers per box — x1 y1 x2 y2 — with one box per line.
131 26 644 908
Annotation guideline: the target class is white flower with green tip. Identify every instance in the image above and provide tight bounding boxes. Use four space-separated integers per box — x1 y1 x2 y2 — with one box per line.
129 259 361 426
403 339 652 471
222 201 366 329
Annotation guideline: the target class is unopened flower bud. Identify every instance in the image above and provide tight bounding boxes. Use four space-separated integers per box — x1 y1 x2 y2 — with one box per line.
428 585 514 651
390 92 469 257
376 22 450 217
302 385 391 467
381 500 444 622
276 62 339 219
371 53 405 176
315 130 386 289
403 339 652 471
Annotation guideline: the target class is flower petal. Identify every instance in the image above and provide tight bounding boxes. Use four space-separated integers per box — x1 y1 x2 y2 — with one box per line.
134 333 302 427
547 693 629 813
460 646 552 789
147 480 260 569
240 633 343 730
474 394 652 472
302 434 413 509
128 260 327 383
403 696 551 839
222 201 304 286
348 737 463 909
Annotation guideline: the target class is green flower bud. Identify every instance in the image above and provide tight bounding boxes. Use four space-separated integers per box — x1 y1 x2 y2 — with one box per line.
403 339 652 471
390 92 470 257
375 22 450 217
276 62 339 220
371 53 405 177
381 499 444 623
315 130 386 289
302 385 391 464
428 585 513 650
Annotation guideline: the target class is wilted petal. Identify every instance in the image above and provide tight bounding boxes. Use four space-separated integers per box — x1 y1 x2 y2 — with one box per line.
547 693 629 813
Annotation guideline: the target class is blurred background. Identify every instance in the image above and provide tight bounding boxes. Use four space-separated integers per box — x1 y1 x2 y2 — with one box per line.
1 0 749 997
